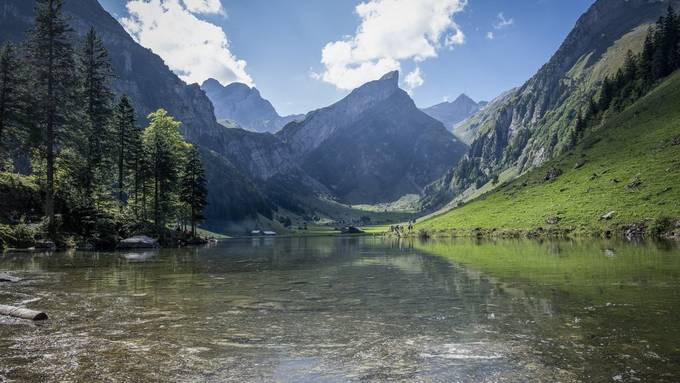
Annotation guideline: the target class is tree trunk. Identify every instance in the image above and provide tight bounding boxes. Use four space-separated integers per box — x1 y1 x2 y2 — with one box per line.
118 121 125 209
0 305 48 321
46 16 56 239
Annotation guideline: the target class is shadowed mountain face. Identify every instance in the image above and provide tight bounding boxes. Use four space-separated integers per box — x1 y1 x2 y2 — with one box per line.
422 94 482 142
201 79 303 134
422 0 680 210
278 72 468 204
0 0 274 221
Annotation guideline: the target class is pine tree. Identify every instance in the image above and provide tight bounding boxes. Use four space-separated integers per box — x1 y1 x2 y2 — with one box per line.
180 145 207 237
113 95 135 207
78 27 114 204
598 76 614 111
638 26 656 90
662 5 679 73
26 0 78 237
142 109 187 236
0 43 26 164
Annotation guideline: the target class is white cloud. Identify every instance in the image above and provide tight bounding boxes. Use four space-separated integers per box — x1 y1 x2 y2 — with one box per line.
181 0 224 15
493 12 514 29
121 0 252 86
486 31 495 40
315 0 467 90
404 67 424 92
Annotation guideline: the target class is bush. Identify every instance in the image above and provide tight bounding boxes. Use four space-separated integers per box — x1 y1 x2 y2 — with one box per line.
0 222 37 249
650 217 673 238
0 173 42 224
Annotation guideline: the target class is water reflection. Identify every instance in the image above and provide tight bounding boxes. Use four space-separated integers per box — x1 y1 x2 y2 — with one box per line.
0 237 678 382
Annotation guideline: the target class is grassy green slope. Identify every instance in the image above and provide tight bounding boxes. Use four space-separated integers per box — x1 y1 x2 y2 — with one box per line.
420 71 680 236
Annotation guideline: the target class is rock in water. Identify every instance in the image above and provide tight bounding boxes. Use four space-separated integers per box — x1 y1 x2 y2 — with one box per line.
117 235 159 249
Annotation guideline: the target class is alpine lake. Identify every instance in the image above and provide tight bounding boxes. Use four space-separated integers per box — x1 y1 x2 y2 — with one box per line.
1 236 679 382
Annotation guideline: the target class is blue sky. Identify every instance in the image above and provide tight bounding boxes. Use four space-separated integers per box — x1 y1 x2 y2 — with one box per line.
99 0 594 116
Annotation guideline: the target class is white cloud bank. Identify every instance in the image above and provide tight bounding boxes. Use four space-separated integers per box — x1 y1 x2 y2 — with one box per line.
314 0 467 91
182 0 224 15
121 0 252 86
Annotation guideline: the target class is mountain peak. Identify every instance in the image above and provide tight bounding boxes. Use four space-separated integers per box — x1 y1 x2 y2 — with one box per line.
453 93 476 105
379 70 399 83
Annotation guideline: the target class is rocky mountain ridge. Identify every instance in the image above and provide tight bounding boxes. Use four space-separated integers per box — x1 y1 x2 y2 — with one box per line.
201 79 303 133
421 94 483 143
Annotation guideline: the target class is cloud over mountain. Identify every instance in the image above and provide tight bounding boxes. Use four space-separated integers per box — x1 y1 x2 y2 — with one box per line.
314 0 466 91
121 0 251 86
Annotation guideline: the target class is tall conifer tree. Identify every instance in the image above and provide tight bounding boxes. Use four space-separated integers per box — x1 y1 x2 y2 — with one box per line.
27 0 78 237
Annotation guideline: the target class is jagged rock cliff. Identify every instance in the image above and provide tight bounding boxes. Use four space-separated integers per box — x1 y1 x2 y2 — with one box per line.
201 79 303 133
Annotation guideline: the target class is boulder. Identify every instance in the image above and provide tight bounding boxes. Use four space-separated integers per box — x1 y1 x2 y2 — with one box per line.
544 167 563 181
34 240 56 251
546 216 561 225
601 211 616 220
341 226 364 234
626 175 642 189
573 159 586 169
117 235 159 249
624 223 646 240
672 134 680 146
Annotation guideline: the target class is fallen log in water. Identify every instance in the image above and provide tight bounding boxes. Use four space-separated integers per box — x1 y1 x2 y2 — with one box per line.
0 273 21 283
0 305 48 321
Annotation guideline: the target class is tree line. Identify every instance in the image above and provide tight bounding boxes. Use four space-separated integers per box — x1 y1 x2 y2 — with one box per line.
571 5 680 144
0 0 207 246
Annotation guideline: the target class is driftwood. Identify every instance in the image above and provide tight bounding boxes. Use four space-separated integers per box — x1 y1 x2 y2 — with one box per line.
0 273 21 283
0 305 48 320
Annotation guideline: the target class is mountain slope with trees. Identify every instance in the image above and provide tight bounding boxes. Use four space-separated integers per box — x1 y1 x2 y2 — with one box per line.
0 0 274 222
422 0 680 210
0 0 210 249
419 8 680 238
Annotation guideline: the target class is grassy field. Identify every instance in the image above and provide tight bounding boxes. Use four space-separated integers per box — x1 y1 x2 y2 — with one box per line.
418 71 680 236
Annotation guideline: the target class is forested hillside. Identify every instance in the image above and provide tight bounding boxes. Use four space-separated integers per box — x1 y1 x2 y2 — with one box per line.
419 9 680 238
0 0 211 249
422 0 680 210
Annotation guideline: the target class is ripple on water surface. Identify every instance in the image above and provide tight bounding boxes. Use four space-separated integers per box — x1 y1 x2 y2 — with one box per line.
0 237 679 382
